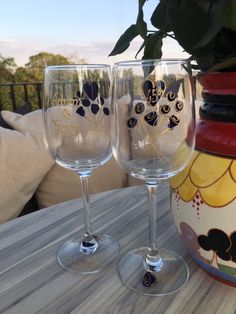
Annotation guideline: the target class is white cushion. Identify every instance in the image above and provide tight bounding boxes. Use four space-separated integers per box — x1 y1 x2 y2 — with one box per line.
36 157 128 208
2 110 128 211
0 110 54 223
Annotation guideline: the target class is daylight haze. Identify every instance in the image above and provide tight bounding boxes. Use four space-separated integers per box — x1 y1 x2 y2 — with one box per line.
0 0 189 66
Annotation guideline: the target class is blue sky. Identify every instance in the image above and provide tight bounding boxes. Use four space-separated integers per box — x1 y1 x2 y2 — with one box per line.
0 0 188 66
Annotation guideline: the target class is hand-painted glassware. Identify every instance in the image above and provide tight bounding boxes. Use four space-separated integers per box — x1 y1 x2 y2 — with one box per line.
112 59 195 296
43 64 120 274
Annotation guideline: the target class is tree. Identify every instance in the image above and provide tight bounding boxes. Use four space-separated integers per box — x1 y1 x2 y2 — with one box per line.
13 53 71 110
0 54 16 83
24 52 71 81
0 52 88 111
0 55 17 110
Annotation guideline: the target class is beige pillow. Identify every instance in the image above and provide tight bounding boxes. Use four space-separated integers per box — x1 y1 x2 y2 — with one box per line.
0 111 54 223
3 110 128 209
36 157 128 208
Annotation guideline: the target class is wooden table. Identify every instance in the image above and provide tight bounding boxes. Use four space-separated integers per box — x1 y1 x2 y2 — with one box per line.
0 185 236 314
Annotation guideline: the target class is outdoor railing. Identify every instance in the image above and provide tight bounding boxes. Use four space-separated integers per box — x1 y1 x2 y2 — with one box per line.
0 82 42 112
0 80 127 112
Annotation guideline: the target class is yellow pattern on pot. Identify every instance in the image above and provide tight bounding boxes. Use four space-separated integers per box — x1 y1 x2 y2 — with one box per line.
171 151 236 207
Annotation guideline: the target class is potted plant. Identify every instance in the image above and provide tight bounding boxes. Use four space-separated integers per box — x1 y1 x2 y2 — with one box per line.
110 0 236 286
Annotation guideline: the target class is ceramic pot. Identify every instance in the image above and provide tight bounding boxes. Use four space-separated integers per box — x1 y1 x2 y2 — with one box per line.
171 72 236 286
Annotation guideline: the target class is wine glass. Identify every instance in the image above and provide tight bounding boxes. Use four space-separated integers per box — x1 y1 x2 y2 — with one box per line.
43 64 120 274
112 59 195 295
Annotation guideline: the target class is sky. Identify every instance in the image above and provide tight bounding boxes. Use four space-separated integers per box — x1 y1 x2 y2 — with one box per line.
0 0 189 67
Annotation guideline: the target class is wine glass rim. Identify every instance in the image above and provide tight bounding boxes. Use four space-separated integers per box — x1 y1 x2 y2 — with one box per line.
114 58 189 67
45 64 111 70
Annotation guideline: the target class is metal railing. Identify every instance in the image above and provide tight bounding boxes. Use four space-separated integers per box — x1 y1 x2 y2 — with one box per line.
0 82 42 111
0 80 112 112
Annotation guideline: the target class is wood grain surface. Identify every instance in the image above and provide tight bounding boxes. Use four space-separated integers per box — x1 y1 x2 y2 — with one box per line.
0 184 235 314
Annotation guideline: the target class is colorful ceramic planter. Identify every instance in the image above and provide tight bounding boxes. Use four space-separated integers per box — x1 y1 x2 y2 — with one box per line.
171 72 236 286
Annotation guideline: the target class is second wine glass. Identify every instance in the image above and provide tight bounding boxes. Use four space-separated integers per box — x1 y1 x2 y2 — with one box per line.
43 64 120 274
112 59 195 295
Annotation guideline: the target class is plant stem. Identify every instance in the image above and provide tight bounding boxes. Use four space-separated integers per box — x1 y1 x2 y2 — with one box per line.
166 33 176 40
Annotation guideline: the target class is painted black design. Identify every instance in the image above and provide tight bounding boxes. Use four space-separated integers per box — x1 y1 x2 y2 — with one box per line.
168 115 180 129
144 111 158 126
167 91 176 102
99 96 105 105
142 79 165 107
127 117 138 128
83 82 98 101
82 99 90 107
143 271 157 287
75 82 109 118
91 103 100 115
103 107 110 115
175 100 184 112
76 106 85 117
135 102 145 114
159 104 171 115
126 79 183 130
229 232 236 262
198 229 236 262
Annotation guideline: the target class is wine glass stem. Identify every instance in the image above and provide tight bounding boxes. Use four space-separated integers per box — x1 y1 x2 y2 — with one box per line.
146 183 163 271
79 173 98 254
80 174 92 236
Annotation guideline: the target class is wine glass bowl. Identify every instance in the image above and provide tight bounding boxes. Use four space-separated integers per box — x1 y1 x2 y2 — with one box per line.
43 64 120 274
112 59 195 295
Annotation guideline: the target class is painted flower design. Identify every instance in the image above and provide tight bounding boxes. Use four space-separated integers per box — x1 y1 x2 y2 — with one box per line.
75 82 110 118
171 151 236 207
126 78 184 131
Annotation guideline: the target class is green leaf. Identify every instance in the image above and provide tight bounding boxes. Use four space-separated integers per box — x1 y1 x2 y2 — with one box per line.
142 33 163 59
194 13 223 49
109 25 138 56
136 0 147 39
136 16 147 40
194 49 218 71
220 0 236 31
151 2 168 30
138 0 146 7
134 32 164 60
190 0 211 12
140 34 163 77
135 40 146 59
215 29 236 60
180 0 208 11
151 0 180 31
169 6 211 54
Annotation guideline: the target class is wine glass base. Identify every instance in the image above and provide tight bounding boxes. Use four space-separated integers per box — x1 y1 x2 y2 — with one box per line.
117 247 189 296
57 234 120 274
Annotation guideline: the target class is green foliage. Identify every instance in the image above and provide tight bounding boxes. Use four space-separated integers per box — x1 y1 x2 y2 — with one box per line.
221 0 236 32
109 25 139 56
142 32 163 59
0 52 72 111
0 55 17 110
25 52 70 81
110 0 236 72
0 55 16 82
136 0 148 39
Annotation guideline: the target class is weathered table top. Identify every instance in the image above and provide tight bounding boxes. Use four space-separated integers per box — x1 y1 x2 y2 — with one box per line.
0 184 236 314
